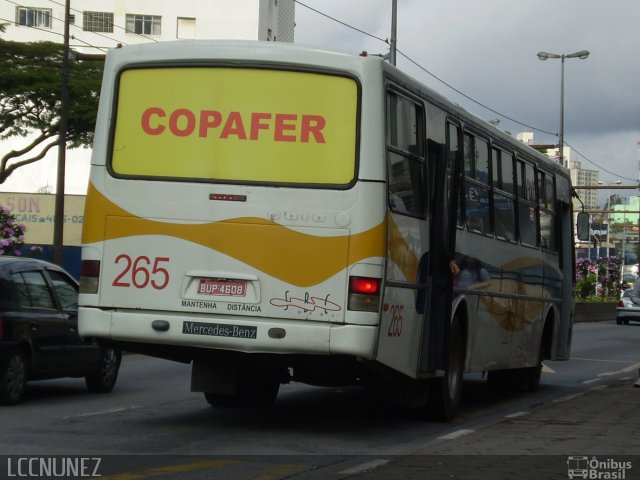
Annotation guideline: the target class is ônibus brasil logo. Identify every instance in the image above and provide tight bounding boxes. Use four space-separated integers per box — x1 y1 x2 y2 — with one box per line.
567 456 632 479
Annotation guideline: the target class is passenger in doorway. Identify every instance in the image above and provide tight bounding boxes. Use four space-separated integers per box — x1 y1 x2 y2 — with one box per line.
456 255 490 289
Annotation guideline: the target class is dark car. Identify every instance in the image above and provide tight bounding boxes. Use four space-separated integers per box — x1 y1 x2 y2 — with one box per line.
0 256 121 405
616 289 640 325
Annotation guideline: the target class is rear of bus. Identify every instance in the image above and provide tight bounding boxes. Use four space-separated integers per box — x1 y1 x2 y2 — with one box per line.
78 41 387 401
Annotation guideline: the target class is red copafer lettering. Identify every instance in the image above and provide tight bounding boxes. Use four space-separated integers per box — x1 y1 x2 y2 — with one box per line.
141 107 326 143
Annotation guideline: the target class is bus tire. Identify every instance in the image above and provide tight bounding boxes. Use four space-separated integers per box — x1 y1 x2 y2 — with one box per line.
426 316 464 421
204 392 239 408
237 371 280 408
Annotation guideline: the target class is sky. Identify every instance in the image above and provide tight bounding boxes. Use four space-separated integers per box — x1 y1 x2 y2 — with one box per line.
2 0 639 205
293 0 640 203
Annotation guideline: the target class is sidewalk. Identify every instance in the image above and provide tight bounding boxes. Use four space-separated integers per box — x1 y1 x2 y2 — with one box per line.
347 377 640 479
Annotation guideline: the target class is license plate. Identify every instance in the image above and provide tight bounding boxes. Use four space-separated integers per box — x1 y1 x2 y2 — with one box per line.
198 279 246 297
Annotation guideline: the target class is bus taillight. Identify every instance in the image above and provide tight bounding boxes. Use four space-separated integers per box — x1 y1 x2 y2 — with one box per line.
348 276 381 312
80 260 101 294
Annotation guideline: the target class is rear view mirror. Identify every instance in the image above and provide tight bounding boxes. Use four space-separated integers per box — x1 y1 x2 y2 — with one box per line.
576 212 590 241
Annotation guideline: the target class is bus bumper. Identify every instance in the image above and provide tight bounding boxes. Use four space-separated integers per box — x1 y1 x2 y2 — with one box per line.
78 307 377 358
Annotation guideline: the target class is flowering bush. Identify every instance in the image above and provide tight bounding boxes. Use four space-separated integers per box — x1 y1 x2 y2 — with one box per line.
0 204 26 256
575 258 596 281
576 256 623 299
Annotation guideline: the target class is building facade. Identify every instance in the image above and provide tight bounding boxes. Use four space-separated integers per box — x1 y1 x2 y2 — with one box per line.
568 160 600 210
1 0 295 53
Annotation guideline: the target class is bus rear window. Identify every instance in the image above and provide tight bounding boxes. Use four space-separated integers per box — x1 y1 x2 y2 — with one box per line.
110 67 358 186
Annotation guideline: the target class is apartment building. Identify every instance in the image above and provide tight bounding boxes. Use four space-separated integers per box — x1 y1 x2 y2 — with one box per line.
1 0 295 53
569 160 599 210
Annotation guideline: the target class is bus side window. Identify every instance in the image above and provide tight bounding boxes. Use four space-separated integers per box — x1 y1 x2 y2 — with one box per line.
517 160 539 247
386 91 426 217
465 182 491 235
495 193 516 241
540 210 556 251
539 171 557 251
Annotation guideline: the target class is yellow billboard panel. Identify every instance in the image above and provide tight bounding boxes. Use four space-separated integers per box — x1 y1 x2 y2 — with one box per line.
111 68 358 185
0 193 85 246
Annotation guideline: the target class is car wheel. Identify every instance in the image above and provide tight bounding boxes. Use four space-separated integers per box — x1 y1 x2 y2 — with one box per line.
616 318 622 325
0 351 27 406
85 347 122 393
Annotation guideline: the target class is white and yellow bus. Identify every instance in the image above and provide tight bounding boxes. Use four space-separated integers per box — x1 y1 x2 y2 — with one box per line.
79 40 575 420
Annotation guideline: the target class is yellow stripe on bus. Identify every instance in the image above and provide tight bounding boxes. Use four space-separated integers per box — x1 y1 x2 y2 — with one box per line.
83 183 385 287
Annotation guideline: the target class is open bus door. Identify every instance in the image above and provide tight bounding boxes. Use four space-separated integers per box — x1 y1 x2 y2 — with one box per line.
417 121 464 420
419 121 462 374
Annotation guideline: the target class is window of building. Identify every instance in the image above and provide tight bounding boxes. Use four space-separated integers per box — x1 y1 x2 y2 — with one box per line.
177 17 196 39
83 11 114 33
126 14 161 35
16 7 52 28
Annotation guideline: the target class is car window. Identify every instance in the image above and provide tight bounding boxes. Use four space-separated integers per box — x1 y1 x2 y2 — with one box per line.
10 271 55 309
622 290 632 298
47 270 78 310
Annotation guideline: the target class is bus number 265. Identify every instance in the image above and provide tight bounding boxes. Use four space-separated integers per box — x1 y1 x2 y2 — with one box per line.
112 255 170 289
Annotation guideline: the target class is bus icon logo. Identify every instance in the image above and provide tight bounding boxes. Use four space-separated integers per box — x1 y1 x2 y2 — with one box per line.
567 456 589 479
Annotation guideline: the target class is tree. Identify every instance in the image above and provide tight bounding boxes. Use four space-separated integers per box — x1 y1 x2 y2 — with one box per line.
0 39 103 184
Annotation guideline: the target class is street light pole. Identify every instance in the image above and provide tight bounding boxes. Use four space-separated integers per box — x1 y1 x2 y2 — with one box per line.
389 0 397 66
537 50 590 167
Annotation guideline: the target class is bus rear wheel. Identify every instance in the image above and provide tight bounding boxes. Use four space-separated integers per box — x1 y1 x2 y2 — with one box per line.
426 316 464 421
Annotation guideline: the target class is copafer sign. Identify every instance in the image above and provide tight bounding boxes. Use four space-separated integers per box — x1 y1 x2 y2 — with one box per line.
111 67 358 185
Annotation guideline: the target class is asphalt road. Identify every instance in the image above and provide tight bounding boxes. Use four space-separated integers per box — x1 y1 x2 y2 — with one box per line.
0 320 638 479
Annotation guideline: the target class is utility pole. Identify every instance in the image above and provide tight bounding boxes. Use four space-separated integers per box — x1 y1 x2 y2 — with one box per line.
389 0 397 66
53 0 71 265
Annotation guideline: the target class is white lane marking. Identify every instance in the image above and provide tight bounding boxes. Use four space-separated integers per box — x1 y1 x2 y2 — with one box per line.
62 406 139 419
599 362 640 378
339 459 390 475
437 429 475 440
571 357 639 364
582 378 601 385
504 411 530 419
542 363 556 374
554 384 608 403
553 392 588 403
